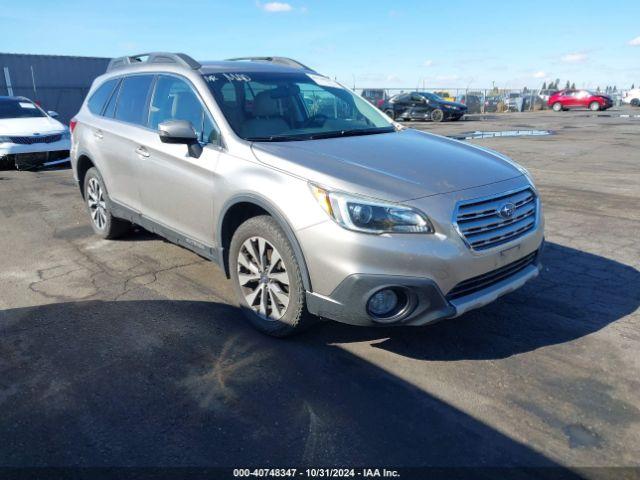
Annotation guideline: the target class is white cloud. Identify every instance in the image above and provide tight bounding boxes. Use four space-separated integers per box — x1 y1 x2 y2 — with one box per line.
629 36 640 46
260 2 293 12
423 60 434 67
532 71 546 78
561 52 588 63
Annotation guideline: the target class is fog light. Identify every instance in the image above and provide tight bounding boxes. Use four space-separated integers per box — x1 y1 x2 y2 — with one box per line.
367 289 399 318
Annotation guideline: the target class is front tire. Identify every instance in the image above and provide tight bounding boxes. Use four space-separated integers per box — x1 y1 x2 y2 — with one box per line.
552 102 563 112
83 167 130 239
589 101 600 111
229 215 316 337
430 108 444 122
0 155 15 170
384 109 396 120
631 98 640 107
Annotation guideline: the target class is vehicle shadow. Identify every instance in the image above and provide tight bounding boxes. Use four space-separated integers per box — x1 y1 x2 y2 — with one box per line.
1 300 580 475
305 242 640 361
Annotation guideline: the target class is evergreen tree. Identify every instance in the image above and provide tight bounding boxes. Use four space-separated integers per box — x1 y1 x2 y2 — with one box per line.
565 80 570 89
542 81 547 90
632 83 635 89
596 86 601 92
571 82 576 89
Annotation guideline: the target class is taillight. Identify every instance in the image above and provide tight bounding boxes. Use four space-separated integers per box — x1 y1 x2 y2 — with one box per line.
69 118 78 134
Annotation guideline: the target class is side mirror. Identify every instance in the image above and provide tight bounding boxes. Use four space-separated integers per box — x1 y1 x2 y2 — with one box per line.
158 120 202 158
47 110 59 118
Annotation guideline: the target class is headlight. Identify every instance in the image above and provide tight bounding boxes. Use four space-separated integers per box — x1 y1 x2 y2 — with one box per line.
310 185 434 234
0 136 11 144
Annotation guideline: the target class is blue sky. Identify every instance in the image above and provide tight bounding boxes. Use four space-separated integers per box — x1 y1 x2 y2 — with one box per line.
2 0 639 89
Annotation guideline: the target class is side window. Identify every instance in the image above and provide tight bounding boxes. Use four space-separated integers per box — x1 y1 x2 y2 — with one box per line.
149 75 219 144
87 79 118 115
114 75 154 125
103 79 121 118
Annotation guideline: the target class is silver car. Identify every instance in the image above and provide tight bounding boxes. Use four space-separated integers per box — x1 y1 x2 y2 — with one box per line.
70 52 544 336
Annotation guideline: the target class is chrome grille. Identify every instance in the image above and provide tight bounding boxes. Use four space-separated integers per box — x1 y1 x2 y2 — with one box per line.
9 134 62 145
454 187 537 251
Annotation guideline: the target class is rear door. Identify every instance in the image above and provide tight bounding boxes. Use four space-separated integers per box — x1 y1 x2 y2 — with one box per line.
98 74 155 211
134 74 222 246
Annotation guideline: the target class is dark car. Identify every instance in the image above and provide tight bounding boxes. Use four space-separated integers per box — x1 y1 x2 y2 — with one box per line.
483 95 503 112
457 93 483 114
381 92 467 122
548 89 613 111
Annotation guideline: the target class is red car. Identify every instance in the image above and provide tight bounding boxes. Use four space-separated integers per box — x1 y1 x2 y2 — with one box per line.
548 89 613 112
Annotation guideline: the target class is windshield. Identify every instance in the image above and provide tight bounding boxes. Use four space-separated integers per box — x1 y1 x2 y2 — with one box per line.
203 71 394 141
0 99 46 119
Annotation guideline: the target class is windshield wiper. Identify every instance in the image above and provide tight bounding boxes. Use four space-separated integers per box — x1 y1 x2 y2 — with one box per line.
309 127 395 140
245 134 312 142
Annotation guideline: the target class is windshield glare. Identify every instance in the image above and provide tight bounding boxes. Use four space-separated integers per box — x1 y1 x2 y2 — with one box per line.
0 99 46 119
203 72 394 141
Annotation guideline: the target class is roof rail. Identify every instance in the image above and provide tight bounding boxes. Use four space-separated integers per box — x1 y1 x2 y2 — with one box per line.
225 56 314 72
107 52 201 72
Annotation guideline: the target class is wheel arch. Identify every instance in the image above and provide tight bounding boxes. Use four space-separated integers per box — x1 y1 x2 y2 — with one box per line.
76 154 95 199
218 194 312 291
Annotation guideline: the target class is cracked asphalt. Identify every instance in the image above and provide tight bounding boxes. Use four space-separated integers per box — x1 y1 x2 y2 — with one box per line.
0 108 639 476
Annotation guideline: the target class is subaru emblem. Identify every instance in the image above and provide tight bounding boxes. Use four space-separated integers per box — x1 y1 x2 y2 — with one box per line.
498 202 516 219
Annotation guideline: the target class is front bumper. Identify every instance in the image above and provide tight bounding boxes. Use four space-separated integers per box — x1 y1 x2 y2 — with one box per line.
0 139 71 170
306 247 542 326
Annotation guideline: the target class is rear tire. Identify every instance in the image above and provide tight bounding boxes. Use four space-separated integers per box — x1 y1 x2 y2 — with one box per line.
430 108 444 122
384 109 396 120
229 215 316 337
630 98 639 107
83 167 130 239
552 102 563 112
589 101 600 111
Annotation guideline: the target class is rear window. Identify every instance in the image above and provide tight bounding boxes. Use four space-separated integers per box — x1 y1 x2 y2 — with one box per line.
114 75 154 125
87 79 118 115
0 99 46 119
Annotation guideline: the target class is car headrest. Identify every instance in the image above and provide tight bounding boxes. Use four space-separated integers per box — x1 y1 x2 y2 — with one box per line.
253 90 281 117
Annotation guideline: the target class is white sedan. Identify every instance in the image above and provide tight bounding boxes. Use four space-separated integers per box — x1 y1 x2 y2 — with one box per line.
622 88 640 106
0 96 71 170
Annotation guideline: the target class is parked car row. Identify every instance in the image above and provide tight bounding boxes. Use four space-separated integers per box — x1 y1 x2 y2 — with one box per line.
0 96 70 170
359 85 636 118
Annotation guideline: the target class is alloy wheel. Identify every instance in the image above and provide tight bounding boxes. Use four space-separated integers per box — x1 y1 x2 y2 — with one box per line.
237 236 290 320
87 177 107 230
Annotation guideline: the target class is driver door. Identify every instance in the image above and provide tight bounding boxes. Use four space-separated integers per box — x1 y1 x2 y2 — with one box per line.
135 74 222 246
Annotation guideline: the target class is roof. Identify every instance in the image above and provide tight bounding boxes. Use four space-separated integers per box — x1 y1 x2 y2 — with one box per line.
199 60 315 75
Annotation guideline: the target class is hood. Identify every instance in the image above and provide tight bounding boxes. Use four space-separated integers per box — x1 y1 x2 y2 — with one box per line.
251 129 524 202
0 116 66 135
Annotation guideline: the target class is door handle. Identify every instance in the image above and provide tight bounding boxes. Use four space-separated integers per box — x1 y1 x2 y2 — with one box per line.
93 129 103 140
135 146 150 158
